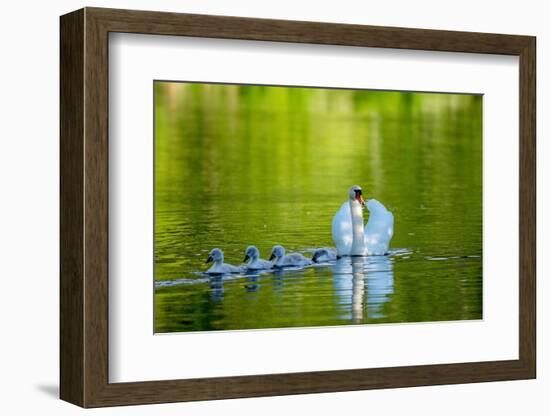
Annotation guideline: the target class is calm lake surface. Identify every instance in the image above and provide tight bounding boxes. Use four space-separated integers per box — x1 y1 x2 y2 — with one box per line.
154 83 482 333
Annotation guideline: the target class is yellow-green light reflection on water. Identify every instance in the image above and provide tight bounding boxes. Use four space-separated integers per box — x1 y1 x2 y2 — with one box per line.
154 82 482 333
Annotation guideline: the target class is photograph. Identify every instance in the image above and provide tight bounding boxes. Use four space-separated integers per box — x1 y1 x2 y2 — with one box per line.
154 81 483 333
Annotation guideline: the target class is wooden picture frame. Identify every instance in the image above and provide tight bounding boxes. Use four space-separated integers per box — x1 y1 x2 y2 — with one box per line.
60 7 536 408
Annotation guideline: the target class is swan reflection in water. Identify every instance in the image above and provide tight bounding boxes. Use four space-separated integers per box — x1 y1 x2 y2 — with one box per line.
208 271 262 300
244 273 260 293
332 255 394 323
208 275 225 302
204 254 394 319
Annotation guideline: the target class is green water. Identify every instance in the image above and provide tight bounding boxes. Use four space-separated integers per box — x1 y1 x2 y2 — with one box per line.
154 82 482 333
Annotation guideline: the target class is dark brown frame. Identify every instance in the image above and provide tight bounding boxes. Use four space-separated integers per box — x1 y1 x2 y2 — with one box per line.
60 7 536 408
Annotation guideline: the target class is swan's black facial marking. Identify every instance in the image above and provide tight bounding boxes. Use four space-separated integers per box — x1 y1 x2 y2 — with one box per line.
243 254 250 262
353 187 365 206
312 249 326 263
206 256 213 263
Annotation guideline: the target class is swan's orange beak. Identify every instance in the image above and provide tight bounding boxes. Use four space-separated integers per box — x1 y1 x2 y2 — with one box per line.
355 194 365 206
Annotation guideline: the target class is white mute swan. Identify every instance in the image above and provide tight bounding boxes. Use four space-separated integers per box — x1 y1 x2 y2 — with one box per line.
311 247 338 263
332 185 394 256
269 245 312 268
205 248 242 274
243 246 273 270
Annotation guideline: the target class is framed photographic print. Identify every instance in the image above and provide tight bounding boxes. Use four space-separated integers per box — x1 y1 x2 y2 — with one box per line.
60 7 536 407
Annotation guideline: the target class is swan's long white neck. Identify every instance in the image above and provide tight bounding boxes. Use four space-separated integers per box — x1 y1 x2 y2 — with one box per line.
349 199 366 255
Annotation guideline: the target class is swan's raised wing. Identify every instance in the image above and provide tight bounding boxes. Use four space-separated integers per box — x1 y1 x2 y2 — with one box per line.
364 199 394 255
332 202 353 256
